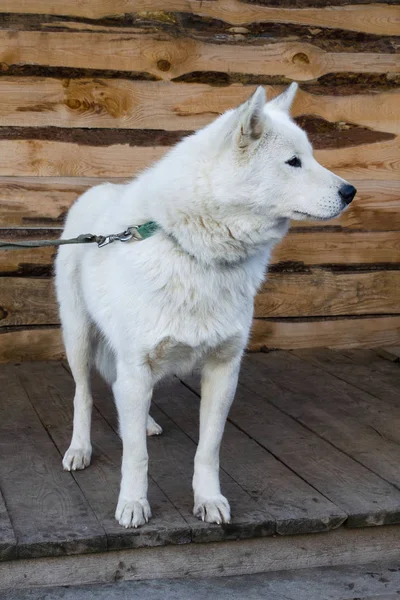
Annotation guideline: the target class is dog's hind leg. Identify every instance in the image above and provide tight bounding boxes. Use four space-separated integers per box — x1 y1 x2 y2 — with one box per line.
193 351 242 524
57 267 93 471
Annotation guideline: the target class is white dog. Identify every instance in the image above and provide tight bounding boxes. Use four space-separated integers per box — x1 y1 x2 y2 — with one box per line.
55 83 356 528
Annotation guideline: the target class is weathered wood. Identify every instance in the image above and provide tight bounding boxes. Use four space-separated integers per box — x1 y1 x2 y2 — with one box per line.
0 364 106 559
0 136 396 178
3 525 400 589
90 372 276 543
3 1 399 36
0 79 397 134
0 178 399 230
2 267 399 326
244 351 400 492
0 31 398 83
3 230 400 276
378 347 400 361
250 316 400 351
155 375 346 535
256 269 400 318
294 348 400 408
0 278 58 326
0 327 64 362
17 361 191 551
229 364 400 527
0 490 16 561
2 316 400 362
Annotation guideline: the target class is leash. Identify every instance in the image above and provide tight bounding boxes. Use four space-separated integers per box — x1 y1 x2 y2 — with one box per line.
0 221 159 251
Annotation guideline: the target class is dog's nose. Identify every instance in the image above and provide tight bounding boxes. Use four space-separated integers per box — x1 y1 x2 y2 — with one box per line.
339 184 357 205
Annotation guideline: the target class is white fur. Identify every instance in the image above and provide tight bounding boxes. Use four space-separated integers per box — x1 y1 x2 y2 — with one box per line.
55 84 354 527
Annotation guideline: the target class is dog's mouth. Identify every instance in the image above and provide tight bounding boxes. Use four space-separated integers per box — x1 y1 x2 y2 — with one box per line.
292 210 341 221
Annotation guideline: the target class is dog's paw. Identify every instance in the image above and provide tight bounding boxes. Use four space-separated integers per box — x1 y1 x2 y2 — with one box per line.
193 495 231 524
115 498 152 528
146 415 163 437
62 445 92 471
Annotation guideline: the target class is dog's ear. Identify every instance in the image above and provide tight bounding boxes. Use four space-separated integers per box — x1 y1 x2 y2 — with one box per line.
237 86 266 148
268 82 298 113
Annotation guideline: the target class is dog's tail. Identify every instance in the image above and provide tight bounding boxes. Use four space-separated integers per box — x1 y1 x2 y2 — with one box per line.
93 335 117 386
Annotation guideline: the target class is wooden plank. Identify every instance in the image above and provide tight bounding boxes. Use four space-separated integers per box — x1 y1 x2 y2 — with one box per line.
90 371 276 543
3 268 400 326
0 489 17 561
155 375 346 535
4 1 399 36
0 136 396 179
0 79 397 134
226 364 400 527
244 351 400 492
2 316 400 363
250 316 400 351
3 230 400 276
0 31 398 82
256 269 400 318
378 347 400 361
1 178 399 230
17 361 191 551
0 278 58 326
0 327 64 362
3 525 400 590
0 364 106 559
293 348 400 408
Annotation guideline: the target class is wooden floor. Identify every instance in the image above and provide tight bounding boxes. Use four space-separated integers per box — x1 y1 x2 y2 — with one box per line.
1 349 400 564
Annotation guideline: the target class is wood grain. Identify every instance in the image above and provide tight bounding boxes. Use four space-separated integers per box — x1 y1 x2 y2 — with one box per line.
257 269 400 318
158 373 346 535
0 178 398 230
2 267 399 326
3 230 400 276
0 136 396 178
0 364 106 558
3 525 400 589
0 31 398 83
17 361 191 551
0 79 398 134
0 489 16 561
222 369 400 527
250 316 400 350
248 351 400 493
4 1 399 35
0 327 64 362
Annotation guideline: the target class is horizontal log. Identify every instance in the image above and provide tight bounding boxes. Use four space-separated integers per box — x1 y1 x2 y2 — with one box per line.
250 316 400 351
0 12 397 54
0 278 58 327
0 136 396 178
0 326 64 362
256 269 400 317
2 268 400 326
3 1 399 35
0 79 398 134
0 177 398 231
0 31 398 82
2 315 400 362
2 230 400 275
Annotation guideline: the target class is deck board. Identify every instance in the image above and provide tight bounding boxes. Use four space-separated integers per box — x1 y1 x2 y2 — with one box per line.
0 490 16 561
0 364 106 559
0 351 400 563
91 373 276 543
156 378 346 535
17 362 191 551
223 358 400 528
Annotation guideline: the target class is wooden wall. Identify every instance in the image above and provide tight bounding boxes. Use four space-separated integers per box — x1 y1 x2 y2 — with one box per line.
0 0 399 360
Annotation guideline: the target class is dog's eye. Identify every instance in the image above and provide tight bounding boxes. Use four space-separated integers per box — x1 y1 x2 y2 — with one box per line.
286 156 302 168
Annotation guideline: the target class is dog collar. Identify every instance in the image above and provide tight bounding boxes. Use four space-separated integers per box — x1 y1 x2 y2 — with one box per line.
97 221 159 247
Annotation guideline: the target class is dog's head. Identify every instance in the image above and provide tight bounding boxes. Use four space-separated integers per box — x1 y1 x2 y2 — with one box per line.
207 84 356 222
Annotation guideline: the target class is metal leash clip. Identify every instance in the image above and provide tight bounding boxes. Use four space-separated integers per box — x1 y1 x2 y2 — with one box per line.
97 226 142 248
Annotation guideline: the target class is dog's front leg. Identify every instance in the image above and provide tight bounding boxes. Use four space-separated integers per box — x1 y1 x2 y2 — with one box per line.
113 360 153 528
193 353 242 524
